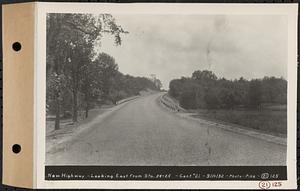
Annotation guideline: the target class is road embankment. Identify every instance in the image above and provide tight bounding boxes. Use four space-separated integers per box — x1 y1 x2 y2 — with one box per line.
159 93 186 112
158 93 286 146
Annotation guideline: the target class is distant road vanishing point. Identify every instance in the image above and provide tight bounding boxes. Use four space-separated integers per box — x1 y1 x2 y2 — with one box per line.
46 92 286 166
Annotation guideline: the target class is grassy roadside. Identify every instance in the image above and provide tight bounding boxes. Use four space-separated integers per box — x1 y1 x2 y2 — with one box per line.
162 93 287 138
46 106 113 138
46 104 125 155
190 108 287 138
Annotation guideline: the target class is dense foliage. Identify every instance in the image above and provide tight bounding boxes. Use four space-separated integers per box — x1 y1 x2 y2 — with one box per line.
169 70 287 110
46 14 161 130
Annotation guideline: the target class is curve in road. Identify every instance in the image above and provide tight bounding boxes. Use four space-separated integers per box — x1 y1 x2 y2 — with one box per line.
46 92 286 166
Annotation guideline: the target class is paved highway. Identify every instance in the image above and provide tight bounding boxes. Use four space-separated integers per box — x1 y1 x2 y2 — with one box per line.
46 92 286 165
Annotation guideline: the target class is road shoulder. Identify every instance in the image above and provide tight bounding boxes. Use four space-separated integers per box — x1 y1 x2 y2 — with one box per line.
158 93 287 146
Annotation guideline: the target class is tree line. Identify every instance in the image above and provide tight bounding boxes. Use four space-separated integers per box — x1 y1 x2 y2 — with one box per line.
169 70 287 110
46 13 161 130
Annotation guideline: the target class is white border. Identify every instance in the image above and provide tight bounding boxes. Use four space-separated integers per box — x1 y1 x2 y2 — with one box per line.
35 3 298 189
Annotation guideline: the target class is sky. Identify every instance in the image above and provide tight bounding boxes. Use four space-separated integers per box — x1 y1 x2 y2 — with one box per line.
97 14 287 89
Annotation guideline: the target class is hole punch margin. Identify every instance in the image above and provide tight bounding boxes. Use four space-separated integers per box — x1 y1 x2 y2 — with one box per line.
12 42 22 51
12 144 21 154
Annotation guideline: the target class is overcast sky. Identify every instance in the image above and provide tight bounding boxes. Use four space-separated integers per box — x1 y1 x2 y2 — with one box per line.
98 14 287 89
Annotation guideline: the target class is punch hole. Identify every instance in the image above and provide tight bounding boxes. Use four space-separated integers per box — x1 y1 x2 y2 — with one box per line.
12 42 22 51
12 144 21 154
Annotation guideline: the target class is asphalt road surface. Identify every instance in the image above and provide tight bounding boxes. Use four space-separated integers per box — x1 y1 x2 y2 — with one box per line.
46 92 286 165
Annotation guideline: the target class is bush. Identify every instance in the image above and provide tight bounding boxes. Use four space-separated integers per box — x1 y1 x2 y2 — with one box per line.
179 90 197 109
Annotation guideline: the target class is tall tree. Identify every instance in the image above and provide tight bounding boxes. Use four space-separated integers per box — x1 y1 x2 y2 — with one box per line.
46 13 127 128
93 53 119 104
80 62 103 118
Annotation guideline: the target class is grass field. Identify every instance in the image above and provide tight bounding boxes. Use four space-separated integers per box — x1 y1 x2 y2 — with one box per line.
192 106 287 137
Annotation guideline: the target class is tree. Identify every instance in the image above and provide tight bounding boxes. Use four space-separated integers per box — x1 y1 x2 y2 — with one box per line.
192 70 217 84
169 70 287 111
154 78 162 90
204 88 219 109
67 43 93 122
248 79 262 108
261 76 287 104
93 53 119 104
219 89 238 109
80 63 103 118
46 73 67 130
169 79 182 99
46 13 127 129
